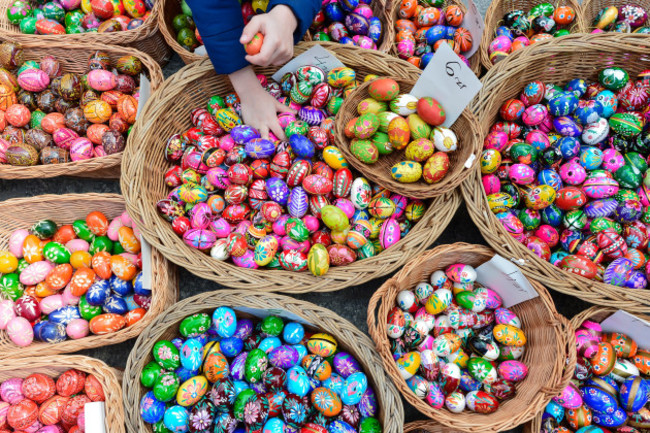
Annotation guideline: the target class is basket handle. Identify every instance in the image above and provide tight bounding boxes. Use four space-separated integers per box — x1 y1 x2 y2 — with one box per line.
367 279 397 346
540 314 576 397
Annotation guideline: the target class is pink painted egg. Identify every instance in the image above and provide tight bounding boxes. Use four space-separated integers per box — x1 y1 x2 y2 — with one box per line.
40 295 64 315
9 229 29 258
498 360 528 382
70 138 93 161
66 318 90 339
1 378 24 404
553 382 582 409
379 218 401 249
62 285 80 306
7 317 34 347
0 300 15 330
18 69 50 93
107 217 124 241
53 128 79 150
65 239 90 253
232 249 258 269
20 261 54 286
87 70 117 92
446 263 477 284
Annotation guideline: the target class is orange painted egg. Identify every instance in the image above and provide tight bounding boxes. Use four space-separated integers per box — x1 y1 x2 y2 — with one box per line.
38 395 68 425
83 100 112 124
35 281 57 298
53 224 76 245
632 349 650 375
87 124 110 145
69 267 95 297
45 263 73 291
118 226 141 253
89 313 127 334
41 112 66 134
84 374 105 402
395 19 417 33
70 251 92 269
125 307 146 326
86 211 109 236
91 251 112 280
398 0 417 19
590 342 617 376
417 96 446 126
387 116 411 150
117 95 137 124
23 235 43 263
311 387 342 417
602 332 638 358
245 32 264 55
423 152 450 184
368 78 400 101
110 254 137 280
56 369 86 397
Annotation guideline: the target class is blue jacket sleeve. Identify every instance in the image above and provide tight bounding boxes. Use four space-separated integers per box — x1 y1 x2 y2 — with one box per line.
268 0 322 43
185 0 249 75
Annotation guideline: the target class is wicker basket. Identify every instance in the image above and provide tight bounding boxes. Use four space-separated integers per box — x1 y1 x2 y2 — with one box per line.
581 0 650 32
478 0 584 73
0 0 171 66
0 193 178 359
0 354 125 433
0 41 163 180
404 421 467 432
462 33 650 313
387 0 482 76
334 77 482 199
367 243 575 433
123 290 404 433
121 41 461 293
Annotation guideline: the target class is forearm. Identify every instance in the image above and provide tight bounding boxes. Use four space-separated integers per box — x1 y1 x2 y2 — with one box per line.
228 66 261 102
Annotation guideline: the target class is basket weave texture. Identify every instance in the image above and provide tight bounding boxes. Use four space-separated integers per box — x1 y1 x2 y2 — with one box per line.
463 33 650 312
387 0 482 76
334 77 482 199
581 0 650 32
0 354 125 433
0 0 171 66
478 0 584 72
0 41 163 180
367 243 575 433
121 41 461 293
404 421 467 432
0 193 178 359
123 290 404 433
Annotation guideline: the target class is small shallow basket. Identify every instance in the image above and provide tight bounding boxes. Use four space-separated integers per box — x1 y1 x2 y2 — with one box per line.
367 243 575 433
123 290 404 433
388 0 482 76
0 193 178 359
581 0 650 32
0 354 126 433
462 33 650 313
334 77 482 199
0 0 171 66
121 41 461 292
478 0 584 73
0 41 163 180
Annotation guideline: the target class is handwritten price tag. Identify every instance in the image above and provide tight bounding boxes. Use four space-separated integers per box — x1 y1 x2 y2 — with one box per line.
475 255 539 308
600 310 650 349
272 45 345 82
461 0 485 58
410 43 482 127
235 306 314 327
140 238 152 290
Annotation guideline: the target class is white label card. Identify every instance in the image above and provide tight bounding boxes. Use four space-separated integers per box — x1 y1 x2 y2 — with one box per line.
600 310 650 349
461 0 485 58
475 255 539 308
410 43 482 127
85 402 106 433
140 237 152 290
194 45 208 56
235 306 315 327
136 73 151 121
272 44 345 82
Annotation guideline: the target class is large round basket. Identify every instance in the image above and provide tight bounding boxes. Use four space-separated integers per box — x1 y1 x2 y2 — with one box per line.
404 421 465 433
334 77 482 199
0 193 178 359
0 354 126 433
367 243 575 433
0 0 171 66
462 33 650 313
0 41 163 180
123 290 404 433
581 0 650 32
121 41 461 293
387 0 482 76
478 0 584 73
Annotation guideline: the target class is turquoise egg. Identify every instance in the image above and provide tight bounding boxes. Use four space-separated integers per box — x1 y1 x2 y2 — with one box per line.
180 338 203 372
323 372 345 394
341 371 368 405
287 366 310 397
329 420 357 433
596 90 618 117
580 147 603 170
212 306 237 338
233 380 249 395
263 418 287 433
283 322 305 344
259 336 282 353
293 344 308 360
163 405 189 432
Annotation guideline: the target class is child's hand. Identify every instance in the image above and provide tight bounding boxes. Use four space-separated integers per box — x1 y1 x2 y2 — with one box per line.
240 5 298 67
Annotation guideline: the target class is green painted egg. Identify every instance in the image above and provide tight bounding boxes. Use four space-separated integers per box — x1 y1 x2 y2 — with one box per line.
244 348 268 383
17 60 39 76
64 9 84 27
407 113 432 140
7 1 32 25
357 98 387 115
31 219 57 240
391 161 423 183
510 143 537 163
321 205 350 231
30 109 45 129
207 95 226 115
42 2 65 21
172 13 195 31
327 96 344 115
357 241 375 259
153 371 180 402
518 209 541 230
308 243 330 277
468 357 498 384
563 209 587 230
177 28 198 51
0 274 22 301
624 152 648 172
287 217 310 242
153 340 181 370
141 361 164 388
610 113 643 138
599 67 629 91
614 165 643 189
359 417 382 433
354 113 380 139
590 217 617 233
79 295 102 321
89 236 113 255
72 220 95 242
19 16 37 33
290 81 313 105
152 420 172 433
233 389 257 421
351 139 379 164
261 315 284 336
179 313 211 337
377 111 399 133
614 189 639 203
373 132 392 155
42 242 70 264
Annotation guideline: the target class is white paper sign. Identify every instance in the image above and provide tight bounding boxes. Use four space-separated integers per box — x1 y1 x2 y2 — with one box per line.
85 402 106 433
140 237 152 290
194 45 208 56
235 306 315 327
410 43 482 127
461 0 485 58
475 255 539 308
135 73 151 121
272 44 345 82
600 310 650 349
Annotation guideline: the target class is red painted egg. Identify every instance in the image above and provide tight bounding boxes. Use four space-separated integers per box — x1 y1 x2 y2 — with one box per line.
333 168 353 198
91 0 115 19
36 19 66 35
7 398 37 429
56 369 86 397
38 395 69 425
89 313 127 334
302 174 333 195
14 295 40 321
286 160 312 188
559 255 598 279
417 97 446 126
22 373 56 404
555 187 587 211
597 228 628 259
84 374 105 402
61 394 90 425
368 78 400 101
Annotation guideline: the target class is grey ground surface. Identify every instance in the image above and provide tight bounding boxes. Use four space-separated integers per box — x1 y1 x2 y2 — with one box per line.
1 0 593 429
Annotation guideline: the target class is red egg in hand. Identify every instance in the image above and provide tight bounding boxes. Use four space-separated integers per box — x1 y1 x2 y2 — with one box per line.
245 32 264 56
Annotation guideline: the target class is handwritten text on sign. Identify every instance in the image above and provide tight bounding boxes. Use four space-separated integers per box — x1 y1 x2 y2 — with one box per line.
476 255 539 308
272 45 345 82
410 43 482 127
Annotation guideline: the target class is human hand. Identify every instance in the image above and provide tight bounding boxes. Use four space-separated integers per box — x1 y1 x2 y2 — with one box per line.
240 5 298 67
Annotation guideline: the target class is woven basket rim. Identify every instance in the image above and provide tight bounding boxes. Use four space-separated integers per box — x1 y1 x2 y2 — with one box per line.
0 41 164 180
123 289 405 433
367 242 575 432
333 76 482 199
0 192 178 358
0 354 126 433
478 0 585 72
580 0 650 32
121 41 461 293
463 33 650 313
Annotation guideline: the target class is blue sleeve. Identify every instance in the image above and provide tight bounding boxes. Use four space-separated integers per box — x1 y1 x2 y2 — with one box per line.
186 0 249 75
268 0 322 43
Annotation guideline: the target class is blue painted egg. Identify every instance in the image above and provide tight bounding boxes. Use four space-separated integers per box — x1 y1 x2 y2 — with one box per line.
541 204 564 227
32 322 46 341
270 345 300 369
233 380 249 395
288 187 309 218
287 366 311 397
87 279 110 306
538 169 563 191
298 106 326 127
221 337 244 357
625 271 647 289
212 306 237 338
557 137 581 159
548 92 579 116
263 417 286 433
37 321 67 343
259 336 282 353
133 272 150 296
580 148 603 170
358 387 378 417
421 52 434 69
341 372 368 405
175 367 197 383
323 372 345 394
49 306 81 325
596 90 618 117
324 1 345 21
582 386 620 414
293 344 308 360
368 17 382 42
619 376 648 412
614 200 643 223
329 420 356 433
550 250 570 266
604 258 633 287
231 125 261 144
445 26 456 39
283 322 304 344
110 274 133 296
554 116 582 137
140 391 165 424
103 295 129 315
495 25 514 39
245 138 276 159
180 338 203 371
333 352 362 378
266 177 290 206
584 199 617 218
544 400 565 422
574 100 603 125
460 370 482 392
345 13 369 36
164 405 189 432
592 407 627 428
289 134 315 159
125 295 139 311
235 319 254 339
565 79 587 97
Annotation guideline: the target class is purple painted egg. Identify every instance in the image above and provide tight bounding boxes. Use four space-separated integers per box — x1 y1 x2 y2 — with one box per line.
232 249 258 268
333 352 361 378
266 177 290 206
183 229 217 250
207 168 231 189
1 378 24 404
230 125 260 144
345 13 369 35
604 258 633 286
498 360 528 382
288 187 309 218
554 116 582 137
245 138 275 159
269 345 300 369
298 106 326 126
626 270 648 289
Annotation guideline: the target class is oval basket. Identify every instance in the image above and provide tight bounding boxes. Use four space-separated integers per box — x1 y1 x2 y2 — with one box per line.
0 354 126 433
581 0 650 32
123 290 404 433
162 0 395 65
478 0 584 73
523 305 650 433
387 0 482 76
404 421 466 432
0 0 171 66
367 242 575 433
121 41 461 293
0 41 164 180
462 33 650 313
0 193 178 359
334 76 482 199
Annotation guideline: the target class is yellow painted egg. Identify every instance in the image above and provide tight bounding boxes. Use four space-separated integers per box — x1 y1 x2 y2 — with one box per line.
405 138 435 162
364 74 379 82
70 250 92 269
215 108 241 132
487 193 516 213
323 146 349 170
407 113 432 140
368 197 396 219
357 98 387 115
396 351 421 380
254 235 278 266
480 149 502 174
0 250 18 273
391 161 423 183
320 205 350 231
331 228 349 245
308 333 338 357
405 201 426 222
493 324 527 347
176 376 208 406
387 116 411 150
431 127 458 152
425 288 453 314
308 243 330 276
423 152 450 184
327 67 356 88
